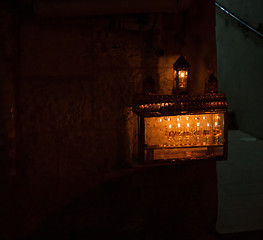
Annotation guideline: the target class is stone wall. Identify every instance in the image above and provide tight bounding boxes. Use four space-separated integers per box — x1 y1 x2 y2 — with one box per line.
1 0 218 239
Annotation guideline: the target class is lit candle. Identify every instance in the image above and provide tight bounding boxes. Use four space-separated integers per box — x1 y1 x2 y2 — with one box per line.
186 116 189 120
169 124 172 129
177 117 180 121
203 116 205 120
187 123 189 127
197 122 200 127
215 122 218 127
168 118 171 121
159 118 162 122
178 123 180 128
205 123 211 144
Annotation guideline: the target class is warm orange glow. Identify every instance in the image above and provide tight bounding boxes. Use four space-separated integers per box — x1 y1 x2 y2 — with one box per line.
145 113 224 148
176 70 188 90
144 113 225 161
179 70 188 78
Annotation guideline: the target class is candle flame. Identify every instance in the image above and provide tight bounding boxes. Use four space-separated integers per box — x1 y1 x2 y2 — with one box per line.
169 124 172 129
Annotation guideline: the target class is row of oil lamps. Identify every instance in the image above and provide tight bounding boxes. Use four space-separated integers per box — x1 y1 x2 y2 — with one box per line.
145 115 223 147
163 126 223 147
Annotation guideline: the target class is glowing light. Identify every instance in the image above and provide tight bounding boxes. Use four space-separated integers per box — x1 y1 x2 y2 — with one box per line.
207 123 210 127
180 72 185 77
159 119 162 122
178 123 180 128
187 123 189 127
203 116 205 120
216 115 219 119
168 118 171 121
195 117 197 120
186 116 189 120
197 122 200 127
177 117 180 121
169 124 172 129
215 122 218 127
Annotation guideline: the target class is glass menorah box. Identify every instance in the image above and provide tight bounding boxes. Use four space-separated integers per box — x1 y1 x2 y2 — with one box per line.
133 93 228 164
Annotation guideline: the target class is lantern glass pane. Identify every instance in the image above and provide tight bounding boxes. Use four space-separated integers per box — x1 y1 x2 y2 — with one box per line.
178 70 188 90
173 70 177 79
144 113 225 161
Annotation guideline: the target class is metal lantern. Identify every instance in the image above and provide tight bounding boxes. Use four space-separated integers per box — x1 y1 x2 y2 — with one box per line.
173 56 190 94
133 94 228 164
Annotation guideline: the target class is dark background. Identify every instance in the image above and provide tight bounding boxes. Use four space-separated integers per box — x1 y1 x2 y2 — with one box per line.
0 0 219 239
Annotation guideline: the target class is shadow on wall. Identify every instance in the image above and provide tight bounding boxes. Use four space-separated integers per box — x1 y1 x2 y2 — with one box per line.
228 110 238 129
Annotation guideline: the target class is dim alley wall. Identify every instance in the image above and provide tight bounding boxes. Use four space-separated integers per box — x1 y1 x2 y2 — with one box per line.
1 0 218 239
216 0 263 138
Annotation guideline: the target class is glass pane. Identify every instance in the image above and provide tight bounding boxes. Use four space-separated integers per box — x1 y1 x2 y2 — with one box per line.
144 113 224 160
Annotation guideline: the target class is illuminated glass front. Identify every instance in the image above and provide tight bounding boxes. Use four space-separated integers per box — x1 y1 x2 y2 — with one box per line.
144 113 225 161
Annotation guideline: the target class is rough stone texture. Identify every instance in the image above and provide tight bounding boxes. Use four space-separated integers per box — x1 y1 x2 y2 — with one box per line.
216 0 263 138
1 0 218 239
0 9 19 240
